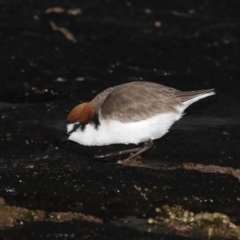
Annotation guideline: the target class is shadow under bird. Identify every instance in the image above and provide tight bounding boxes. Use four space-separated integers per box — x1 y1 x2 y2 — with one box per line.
67 81 215 159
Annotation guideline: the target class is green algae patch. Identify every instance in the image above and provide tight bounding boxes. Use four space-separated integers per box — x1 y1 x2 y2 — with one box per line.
147 204 240 239
0 197 102 229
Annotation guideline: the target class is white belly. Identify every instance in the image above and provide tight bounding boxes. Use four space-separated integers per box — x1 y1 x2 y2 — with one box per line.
68 112 182 146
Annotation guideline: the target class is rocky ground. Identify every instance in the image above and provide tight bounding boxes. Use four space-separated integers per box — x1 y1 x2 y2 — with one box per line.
0 0 240 239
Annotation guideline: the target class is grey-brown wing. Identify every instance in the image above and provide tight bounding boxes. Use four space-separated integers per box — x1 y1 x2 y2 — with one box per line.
92 86 115 111
100 81 181 123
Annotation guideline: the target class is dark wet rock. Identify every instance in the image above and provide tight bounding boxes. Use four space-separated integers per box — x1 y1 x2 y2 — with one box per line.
0 0 240 239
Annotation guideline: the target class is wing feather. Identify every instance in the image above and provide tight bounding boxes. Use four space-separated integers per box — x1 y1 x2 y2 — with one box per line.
100 81 181 122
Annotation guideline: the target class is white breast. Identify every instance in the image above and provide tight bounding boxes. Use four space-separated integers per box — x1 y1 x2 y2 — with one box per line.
68 111 182 146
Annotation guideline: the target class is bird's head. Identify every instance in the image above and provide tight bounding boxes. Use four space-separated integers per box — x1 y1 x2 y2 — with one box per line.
66 102 95 137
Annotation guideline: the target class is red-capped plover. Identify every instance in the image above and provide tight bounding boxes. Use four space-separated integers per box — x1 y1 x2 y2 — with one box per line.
67 81 215 159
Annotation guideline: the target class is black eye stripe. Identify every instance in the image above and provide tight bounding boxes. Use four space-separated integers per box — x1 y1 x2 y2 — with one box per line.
68 123 81 135
67 114 100 135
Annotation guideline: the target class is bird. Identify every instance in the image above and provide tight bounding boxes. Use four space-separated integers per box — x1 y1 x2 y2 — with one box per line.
67 81 215 160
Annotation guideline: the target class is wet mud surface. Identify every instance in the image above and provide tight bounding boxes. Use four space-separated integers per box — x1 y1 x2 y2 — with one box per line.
0 0 240 239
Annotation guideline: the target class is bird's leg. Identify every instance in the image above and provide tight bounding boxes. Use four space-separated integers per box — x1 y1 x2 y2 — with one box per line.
94 140 153 160
94 146 142 159
126 140 153 160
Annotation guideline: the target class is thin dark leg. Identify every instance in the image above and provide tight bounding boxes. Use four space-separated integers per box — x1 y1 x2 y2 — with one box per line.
94 146 142 159
94 140 153 160
127 140 153 160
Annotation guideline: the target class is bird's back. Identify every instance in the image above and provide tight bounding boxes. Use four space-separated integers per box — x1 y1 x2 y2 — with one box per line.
92 81 214 122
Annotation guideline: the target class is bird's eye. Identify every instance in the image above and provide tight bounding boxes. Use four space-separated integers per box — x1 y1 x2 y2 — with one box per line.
73 123 80 131
68 123 81 135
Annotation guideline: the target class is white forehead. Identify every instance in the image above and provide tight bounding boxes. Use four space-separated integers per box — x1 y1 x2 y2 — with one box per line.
67 123 74 134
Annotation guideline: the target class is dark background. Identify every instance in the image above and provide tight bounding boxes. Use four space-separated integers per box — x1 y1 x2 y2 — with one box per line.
0 0 240 239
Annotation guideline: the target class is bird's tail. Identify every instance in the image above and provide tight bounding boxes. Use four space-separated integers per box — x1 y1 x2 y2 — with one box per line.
175 89 215 110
